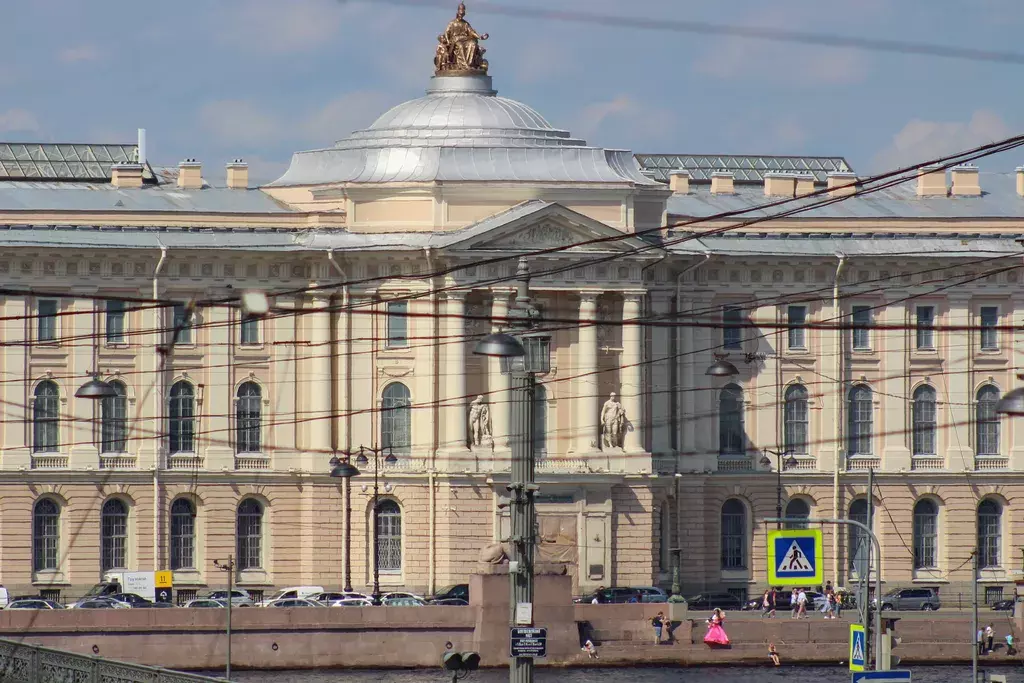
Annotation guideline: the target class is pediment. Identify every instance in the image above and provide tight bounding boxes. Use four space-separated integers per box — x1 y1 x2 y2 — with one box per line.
441 201 658 255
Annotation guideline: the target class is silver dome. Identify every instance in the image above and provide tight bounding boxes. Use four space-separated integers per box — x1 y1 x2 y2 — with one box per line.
269 74 659 187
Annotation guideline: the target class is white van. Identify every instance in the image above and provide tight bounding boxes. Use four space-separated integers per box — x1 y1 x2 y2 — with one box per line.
261 586 325 607
0 586 9 609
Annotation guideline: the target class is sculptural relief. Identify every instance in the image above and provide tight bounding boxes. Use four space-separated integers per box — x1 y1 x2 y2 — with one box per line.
468 395 493 449
600 392 628 450
435 2 489 75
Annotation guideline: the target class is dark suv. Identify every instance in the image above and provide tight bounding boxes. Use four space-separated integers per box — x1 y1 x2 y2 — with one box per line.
876 588 940 611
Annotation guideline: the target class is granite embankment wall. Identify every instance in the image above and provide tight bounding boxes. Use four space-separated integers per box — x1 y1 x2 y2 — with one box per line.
0 574 1017 670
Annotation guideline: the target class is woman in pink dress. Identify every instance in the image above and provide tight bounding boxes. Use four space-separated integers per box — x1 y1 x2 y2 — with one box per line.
704 608 731 647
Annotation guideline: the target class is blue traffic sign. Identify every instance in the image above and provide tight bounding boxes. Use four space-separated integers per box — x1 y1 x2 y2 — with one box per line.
852 671 911 683
767 529 823 585
849 624 866 672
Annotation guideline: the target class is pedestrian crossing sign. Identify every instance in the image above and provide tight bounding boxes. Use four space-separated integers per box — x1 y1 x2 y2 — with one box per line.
850 624 866 672
766 528 823 586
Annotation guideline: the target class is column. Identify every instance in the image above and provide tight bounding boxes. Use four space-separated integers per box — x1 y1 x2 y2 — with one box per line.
203 303 233 470
678 295 696 456
1011 296 1024 470
621 293 645 458
575 293 600 455
881 294 910 470
348 293 374 453
946 296 974 469
441 291 469 464
307 295 332 462
650 293 674 457
489 291 512 454
68 298 98 468
1 297 29 468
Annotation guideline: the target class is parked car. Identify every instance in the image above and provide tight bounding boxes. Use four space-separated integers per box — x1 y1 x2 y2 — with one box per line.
108 593 153 608
7 599 64 610
184 599 226 609
259 586 324 607
329 598 373 607
382 596 425 607
267 598 324 608
73 598 126 609
381 591 424 602
429 584 469 603
313 591 371 604
147 601 177 608
431 598 469 606
207 589 255 607
575 587 668 604
685 592 745 611
874 588 941 611
991 599 1016 612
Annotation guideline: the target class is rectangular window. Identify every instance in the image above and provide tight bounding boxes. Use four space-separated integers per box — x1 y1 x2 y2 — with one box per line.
980 306 999 350
387 301 408 347
851 305 871 350
106 300 126 344
172 304 192 345
722 306 743 350
787 305 807 349
985 586 1004 606
37 299 58 342
915 306 934 350
240 314 260 346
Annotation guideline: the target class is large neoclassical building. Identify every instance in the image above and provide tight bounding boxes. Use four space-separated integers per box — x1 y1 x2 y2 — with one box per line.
1 7 1023 603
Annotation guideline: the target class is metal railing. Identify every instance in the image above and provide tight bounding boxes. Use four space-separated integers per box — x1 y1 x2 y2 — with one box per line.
0 636 223 682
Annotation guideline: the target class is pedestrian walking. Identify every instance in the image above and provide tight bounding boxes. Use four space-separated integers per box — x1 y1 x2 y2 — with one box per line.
821 590 833 619
977 628 985 656
768 587 778 618
652 612 664 644
761 589 774 619
1006 634 1016 656
796 588 808 619
790 589 798 619
985 624 995 653
832 588 843 619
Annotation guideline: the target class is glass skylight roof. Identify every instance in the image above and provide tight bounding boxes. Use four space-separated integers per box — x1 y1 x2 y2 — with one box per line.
0 144 155 182
635 154 852 184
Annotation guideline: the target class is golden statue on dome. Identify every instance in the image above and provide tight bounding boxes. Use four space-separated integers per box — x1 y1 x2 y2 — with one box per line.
435 2 489 75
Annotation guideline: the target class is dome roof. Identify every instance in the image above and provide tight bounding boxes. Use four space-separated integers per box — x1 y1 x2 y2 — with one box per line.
336 75 586 150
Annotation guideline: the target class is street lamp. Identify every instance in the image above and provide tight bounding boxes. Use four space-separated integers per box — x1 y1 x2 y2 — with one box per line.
705 353 739 377
351 445 397 605
75 374 119 399
759 448 798 529
473 256 551 683
329 453 360 592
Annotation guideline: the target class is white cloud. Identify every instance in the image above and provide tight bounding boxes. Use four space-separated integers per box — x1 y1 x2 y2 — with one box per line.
199 100 280 145
872 110 1014 172
58 45 100 64
0 109 40 133
302 91 395 142
575 95 674 148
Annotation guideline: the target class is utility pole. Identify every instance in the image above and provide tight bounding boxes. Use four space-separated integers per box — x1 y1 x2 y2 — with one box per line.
213 556 234 681
865 467 874 669
972 549 979 683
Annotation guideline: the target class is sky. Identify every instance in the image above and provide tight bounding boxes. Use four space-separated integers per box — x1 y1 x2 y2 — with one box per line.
4 0 1024 183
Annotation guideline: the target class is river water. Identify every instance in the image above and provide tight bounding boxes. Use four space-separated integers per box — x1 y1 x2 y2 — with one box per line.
206 665 1021 682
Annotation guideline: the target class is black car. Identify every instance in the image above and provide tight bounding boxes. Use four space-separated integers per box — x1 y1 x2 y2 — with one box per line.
108 593 153 608
429 584 469 603
686 592 744 611
744 590 793 611
991 599 1016 612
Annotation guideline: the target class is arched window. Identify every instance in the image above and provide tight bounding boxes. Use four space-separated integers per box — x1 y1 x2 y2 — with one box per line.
848 498 874 574
784 499 810 530
784 384 809 455
33 380 59 453
978 499 1002 569
720 499 746 570
375 500 402 573
912 499 938 569
101 499 128 572
381 383 411 455
170 499 196 571
532 385 547 456
236 382 262 454
912 386 937 456
237 499 263 571
169 381 195 454
33 499 60 572
101 380 128 454
847 385 873 456
976 386 1000 456
718 384 744 456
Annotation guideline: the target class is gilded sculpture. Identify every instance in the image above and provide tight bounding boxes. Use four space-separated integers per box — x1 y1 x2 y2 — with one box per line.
435 2 489 75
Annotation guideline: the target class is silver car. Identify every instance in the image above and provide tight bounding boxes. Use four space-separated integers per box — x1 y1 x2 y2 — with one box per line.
206 589 255 607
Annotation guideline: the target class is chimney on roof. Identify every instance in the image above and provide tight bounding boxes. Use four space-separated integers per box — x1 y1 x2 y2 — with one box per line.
826 171 857 198
1017 167 1024 197
111 162 143 189
795 173 816 196
226 159 249 190
137 128 147 166
668 169 690 194
916 164 947 197
710 171 735 195
178 159 203 190
764 172 796 197
950 163 981 196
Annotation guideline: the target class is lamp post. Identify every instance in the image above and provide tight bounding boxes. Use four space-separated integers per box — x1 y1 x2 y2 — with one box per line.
353 445 397 605
759 448 799 529
213 556 235 680
329 452 361 593
473 256 551 683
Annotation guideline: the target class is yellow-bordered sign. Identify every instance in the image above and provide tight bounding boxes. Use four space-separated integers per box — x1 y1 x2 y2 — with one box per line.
766 528 823 586
849 624 866 671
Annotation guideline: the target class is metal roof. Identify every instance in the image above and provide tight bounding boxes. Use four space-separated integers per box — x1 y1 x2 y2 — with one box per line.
636 153 852 183
666 172 1024 220
669 232 1024 258
0 182 296 214
0 143 156 182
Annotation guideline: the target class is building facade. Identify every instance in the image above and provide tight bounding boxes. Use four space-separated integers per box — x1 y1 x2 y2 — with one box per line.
0 8 1021 604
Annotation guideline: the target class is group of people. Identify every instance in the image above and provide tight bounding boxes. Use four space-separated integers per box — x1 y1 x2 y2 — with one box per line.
760 582 843 619
978 623 1017 655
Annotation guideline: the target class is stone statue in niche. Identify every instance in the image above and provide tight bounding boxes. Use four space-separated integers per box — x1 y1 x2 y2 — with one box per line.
435 2 489 75
468 395 493 449
600 392 628 450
